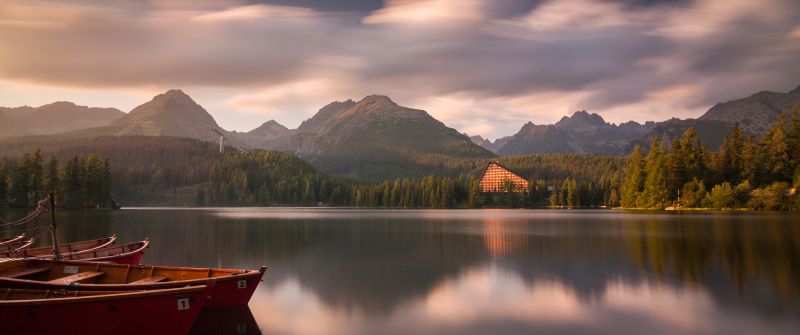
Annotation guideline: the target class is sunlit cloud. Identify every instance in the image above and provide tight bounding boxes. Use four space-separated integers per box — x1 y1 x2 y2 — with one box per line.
192 4 318 22
363 0 485 25
0 0 798 138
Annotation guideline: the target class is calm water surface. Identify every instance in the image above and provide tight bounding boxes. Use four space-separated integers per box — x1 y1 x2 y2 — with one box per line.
2 208 799 335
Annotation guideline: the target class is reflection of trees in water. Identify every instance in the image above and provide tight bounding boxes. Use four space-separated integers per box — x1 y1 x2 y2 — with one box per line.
623 216 800 306
23 209 800 318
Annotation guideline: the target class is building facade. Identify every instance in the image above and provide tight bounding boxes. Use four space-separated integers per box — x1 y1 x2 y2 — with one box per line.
479 162 529 193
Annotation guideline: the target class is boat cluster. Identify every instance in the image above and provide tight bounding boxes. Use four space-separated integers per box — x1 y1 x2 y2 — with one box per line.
0 200 267 335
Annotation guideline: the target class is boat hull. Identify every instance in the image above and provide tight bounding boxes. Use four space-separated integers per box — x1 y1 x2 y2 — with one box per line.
0 285 208 335
203 271 262 307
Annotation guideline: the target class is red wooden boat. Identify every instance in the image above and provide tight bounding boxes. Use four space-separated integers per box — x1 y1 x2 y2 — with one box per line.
0 284 211 335
0 233 26 247
0 235 117 258
54 239 150 265
0 258 266 307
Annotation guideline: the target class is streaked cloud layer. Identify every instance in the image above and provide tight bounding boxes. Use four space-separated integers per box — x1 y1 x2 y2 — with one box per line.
1 0 798 138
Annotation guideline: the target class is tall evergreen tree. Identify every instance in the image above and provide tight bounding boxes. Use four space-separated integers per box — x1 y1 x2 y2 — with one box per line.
44 156 60 194
642 137 670 208
620 145 646 208
0 162 7 207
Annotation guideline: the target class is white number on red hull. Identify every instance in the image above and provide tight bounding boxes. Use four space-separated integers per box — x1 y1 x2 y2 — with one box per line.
177 297 190 311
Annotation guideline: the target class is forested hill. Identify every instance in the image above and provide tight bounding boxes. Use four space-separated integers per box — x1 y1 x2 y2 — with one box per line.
0 136 348 206
0 135 627 207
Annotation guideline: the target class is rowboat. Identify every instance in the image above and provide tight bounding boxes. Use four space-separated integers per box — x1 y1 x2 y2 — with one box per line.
55 239 150 265
0 235 117 258
0 258 266 307
1 237 34 253
0 284 210 335
0 233 26 247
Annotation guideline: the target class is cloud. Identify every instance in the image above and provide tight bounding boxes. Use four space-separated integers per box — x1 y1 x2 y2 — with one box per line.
362 0 486 25
0 0 798 138
191 4 318 22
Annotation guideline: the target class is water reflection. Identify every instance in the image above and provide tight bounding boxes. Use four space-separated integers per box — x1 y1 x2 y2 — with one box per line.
189 307 260 335
2 209 798 334
253 265 799 335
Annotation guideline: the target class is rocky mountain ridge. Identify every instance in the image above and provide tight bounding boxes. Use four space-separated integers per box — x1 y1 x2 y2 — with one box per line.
472 84 798 155
0 101 123 139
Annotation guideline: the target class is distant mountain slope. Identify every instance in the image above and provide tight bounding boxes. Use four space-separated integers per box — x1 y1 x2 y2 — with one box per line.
498 123 572 155
629 118 733 150
109 89 224 142
237 120 292 148
295 95 492 156
699 85 800 133
247 120 290 139
0 102 122 139
472 84 799 156
0 111 27 138
281 95 496 179
483 111 653 156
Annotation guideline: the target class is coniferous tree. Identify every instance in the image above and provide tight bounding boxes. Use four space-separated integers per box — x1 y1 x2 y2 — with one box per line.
642 137 670 209
9 153 30 207
44 156 60 194
0 162 7 207
28 149 44 203
762 115 791 182
620 145 646 208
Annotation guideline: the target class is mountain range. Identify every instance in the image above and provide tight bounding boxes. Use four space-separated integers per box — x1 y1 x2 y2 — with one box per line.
0 84 797 180
0 102 123 139
471 84 799 155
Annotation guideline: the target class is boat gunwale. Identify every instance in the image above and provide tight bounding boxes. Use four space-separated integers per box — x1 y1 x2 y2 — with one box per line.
0 234 25 247
51 238 147 262
1 238 34 253
3 235 118 258
0 259 265 290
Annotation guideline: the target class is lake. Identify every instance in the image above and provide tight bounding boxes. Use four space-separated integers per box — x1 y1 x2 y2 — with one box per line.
2 208 799 334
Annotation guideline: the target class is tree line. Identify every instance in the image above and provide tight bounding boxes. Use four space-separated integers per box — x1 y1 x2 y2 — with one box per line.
620 107 800 210
0 150 113 208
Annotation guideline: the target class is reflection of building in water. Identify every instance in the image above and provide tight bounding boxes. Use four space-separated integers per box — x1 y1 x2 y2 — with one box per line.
479 162 529 193
483 219 528 256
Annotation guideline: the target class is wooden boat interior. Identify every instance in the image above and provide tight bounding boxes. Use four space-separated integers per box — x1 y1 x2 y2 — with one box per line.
57 240 147 261
1 235 117 258
0 259 258 286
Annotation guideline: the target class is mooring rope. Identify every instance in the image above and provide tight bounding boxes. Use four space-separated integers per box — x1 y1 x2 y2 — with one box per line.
0 197 50 227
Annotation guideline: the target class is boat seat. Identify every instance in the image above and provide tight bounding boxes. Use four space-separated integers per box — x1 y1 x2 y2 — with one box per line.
0 266 52 279
47 271 105 284
130 276 168 284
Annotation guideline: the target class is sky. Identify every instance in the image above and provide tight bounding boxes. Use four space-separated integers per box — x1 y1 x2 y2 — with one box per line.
1 0 799 140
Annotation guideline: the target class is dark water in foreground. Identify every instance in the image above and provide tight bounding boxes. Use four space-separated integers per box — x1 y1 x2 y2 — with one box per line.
2 208 799 335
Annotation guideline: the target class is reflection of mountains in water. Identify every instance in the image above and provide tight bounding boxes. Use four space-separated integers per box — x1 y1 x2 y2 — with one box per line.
48 209 800 319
